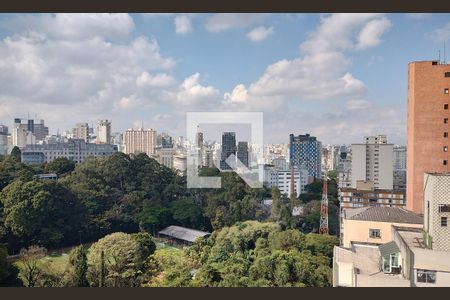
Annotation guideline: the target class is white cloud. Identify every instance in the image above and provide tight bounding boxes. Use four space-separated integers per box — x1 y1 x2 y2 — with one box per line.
356 17 392 50
223 14 390 111
223 84 248 104
406 13 432 20
176 73 220 106
247 26 274 42
205 13 269 32
346 99 371 110
174 15 193 35
136 72 176 88
431 22 450 43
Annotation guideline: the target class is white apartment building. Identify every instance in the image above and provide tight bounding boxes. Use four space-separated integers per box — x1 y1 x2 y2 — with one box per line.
96 120 111 144
351 135 393 190
21 139 118 164
124 128 157 156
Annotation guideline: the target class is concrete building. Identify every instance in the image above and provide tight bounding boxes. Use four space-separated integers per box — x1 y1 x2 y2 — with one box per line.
202 149 214 168
237 141 249 168
124 128 157 156
289 133 322 178
276 168 309 197
423 173 450 252
393 145 407 191
334 173 450 287
0 125 8 155
155 147 176 169
96 120 111 144
339 180 406 209
72 123 89 142
339 206 423 248
21 139 117 164
272 157 288 170
12 118 49 146
22 152 46 164
220 132 236 171
351 135 393 190
407 61 450 214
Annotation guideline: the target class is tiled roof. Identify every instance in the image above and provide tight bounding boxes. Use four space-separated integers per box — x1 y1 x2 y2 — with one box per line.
344 206 423 224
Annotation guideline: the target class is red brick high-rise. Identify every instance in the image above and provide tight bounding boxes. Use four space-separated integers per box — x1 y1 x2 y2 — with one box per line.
407 61 450 214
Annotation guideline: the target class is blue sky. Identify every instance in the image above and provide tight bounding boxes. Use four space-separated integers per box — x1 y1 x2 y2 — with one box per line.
0 13 450 145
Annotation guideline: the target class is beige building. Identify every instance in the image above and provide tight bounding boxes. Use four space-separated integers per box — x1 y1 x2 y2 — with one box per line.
72 123 89 142
351 135 393 190
407 61 450 214
339 180 405 209
124 128 157 156
96 120 111 144
340 206 423 248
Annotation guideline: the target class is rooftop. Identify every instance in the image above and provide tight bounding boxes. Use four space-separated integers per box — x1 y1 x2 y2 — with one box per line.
344 206 423 224
158 225 210 243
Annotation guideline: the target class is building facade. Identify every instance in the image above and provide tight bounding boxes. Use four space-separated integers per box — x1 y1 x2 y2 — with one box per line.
276 168 309 197
72 123 89 142
423 173 450 252
124 128 157 156
289 133 322 178
220 132 236 170
21 139 117 164
340 180 406 209
155 147 176 169
96 120 111 144
351 135 393 190
0 125 8 155
237 141 249 167
407 61 450 214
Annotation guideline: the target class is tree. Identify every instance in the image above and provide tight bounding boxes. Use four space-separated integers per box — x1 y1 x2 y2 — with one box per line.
18 245 47 287
10 146 21 162
0 244 21 286
87 232 146 287
69 245 89 287
45 157 75 176
271 187 281 220
131 232 156 261
1 180 85 248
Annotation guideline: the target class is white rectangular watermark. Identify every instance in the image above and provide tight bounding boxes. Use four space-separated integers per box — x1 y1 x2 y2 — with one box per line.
186 112 264 189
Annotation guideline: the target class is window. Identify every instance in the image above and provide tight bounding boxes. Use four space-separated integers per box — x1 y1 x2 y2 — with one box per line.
446 88 450 94
445 160 448 166
445 132 449 138
441 217 448 227
417 270 436 284
444 146 448 152
445 118 449 124
439 204 450 212
369 229 381 238
445 104 449 110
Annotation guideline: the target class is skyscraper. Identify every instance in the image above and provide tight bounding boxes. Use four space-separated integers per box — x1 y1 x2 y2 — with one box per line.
0 125 8 155
97 120 111 144
12 118 49 147
407 61 450 214
393 145 407 191
73 123 89 142
220 132 236 170
351 135 393 190
289 133 322 178
237 141 249 167
124 128 157 156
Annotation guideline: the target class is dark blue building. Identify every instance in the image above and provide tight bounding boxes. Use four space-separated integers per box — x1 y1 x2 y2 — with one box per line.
220 132 236 170
289 133 322 178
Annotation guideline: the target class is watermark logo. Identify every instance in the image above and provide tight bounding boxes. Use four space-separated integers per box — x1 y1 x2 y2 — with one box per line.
186 112 264 189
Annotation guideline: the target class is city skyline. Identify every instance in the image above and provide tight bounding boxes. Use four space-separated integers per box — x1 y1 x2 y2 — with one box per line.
1 13 450 145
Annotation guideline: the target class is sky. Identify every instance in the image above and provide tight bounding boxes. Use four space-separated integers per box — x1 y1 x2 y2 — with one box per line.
0 13 450 145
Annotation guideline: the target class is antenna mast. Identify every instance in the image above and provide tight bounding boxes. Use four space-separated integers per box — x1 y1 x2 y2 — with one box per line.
319 171 329 234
